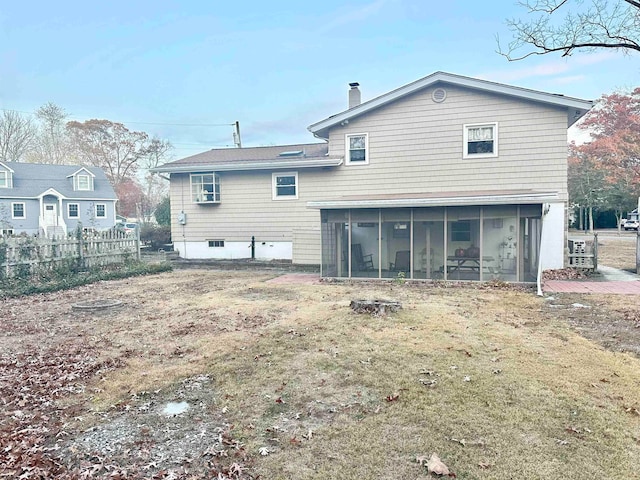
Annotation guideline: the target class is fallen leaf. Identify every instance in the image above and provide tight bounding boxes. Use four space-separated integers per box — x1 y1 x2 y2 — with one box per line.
426 453 450 476
258 446 270 456
463 376 471 382
478 462 491 469
385 393 399 402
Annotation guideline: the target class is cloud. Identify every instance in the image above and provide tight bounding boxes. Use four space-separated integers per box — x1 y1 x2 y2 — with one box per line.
476 50 618 84
548 75 587 85
319 0 388 33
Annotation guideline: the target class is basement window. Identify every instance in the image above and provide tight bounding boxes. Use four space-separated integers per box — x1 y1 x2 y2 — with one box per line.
192 173 221 203
208 240 225 247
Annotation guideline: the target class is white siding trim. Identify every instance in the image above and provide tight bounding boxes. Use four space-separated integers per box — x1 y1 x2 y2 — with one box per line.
539 202 565 270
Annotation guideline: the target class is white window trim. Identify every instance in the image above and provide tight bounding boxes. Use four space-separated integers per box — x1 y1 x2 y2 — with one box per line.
190 173 221 203
95 203 107 218
1 228 14 236
463 122 498 159
0 171 10 188
345 133 369 165
272 171 299 200
68 203 80 218
11 202 26 219
76 174 93 191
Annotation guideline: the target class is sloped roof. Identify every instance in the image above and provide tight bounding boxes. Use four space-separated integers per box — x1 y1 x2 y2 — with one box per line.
153 143 342 173
0 162 117 200
308 71 594 139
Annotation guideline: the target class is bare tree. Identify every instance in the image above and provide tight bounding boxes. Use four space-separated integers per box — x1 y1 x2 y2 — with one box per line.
0 110 36 162
28 102 73 164
139 137 172 222
67 119 150 186
499 0 640 60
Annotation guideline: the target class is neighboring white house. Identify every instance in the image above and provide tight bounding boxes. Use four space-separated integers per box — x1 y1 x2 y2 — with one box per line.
0 162 118 237
153 71 593 282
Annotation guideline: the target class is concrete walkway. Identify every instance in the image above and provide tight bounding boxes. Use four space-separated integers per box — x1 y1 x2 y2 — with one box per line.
544 265 640 294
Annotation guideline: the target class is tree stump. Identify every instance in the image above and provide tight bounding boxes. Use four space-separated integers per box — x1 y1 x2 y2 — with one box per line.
350 299 402 316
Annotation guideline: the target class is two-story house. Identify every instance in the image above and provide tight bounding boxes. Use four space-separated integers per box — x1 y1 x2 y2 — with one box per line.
154 72 593 282
0 162 118 237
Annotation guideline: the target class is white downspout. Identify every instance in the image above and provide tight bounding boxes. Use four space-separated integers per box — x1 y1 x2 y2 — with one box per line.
536 204 550 296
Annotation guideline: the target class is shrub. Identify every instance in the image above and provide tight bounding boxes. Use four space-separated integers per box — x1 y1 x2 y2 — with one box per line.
140 224 171 250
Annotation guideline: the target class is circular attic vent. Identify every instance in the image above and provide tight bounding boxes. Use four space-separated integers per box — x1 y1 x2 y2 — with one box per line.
432 88 447 103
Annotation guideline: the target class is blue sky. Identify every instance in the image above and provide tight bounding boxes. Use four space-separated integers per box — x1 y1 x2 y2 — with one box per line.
0 0 637 158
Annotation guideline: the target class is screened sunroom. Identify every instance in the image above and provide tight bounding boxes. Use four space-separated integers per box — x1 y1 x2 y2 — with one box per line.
318 204 543 283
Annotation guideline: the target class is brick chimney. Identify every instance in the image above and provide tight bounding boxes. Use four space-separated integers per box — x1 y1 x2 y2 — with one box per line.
348 82 361 109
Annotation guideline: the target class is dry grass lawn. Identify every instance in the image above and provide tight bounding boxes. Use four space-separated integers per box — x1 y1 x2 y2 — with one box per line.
596 235 636 272
2 269 640 479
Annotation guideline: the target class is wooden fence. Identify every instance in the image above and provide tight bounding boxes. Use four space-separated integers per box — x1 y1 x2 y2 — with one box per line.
0 230 140 280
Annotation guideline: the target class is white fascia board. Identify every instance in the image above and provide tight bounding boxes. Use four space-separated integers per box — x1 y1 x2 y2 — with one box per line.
308 71 594 138
152 158 343 173
37 188 67 199
307 192 559 209
0 161 15 173
66 167 96 178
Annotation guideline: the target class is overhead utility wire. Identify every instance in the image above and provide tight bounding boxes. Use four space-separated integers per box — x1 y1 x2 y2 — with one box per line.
0 107 234 128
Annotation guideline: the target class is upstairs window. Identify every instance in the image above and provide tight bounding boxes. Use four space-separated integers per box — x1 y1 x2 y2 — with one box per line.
273 172 298 200
74 173 94 191
464 123 498 158
346 133 368 165
191 173 221 203
0 171 12 188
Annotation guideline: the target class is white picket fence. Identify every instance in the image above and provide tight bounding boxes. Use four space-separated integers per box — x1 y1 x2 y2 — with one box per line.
0 230 140 280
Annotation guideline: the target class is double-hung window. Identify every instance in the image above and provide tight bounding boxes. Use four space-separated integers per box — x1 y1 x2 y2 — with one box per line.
463 123 498 158
68 203 79 218
0 171 11 188
346 133 368 165
191 173 221 203
12 202 25 219
273 172 298 200
95 204 106 218
76 174 91 190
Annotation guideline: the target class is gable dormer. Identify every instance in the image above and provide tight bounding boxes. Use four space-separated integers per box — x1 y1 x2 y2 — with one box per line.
67 167 95 191
0 162 14 189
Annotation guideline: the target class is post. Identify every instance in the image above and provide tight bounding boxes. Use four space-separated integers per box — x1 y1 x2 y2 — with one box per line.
636 229 640 275
251 236 255 259
593 232 598 272
136 224 141 261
